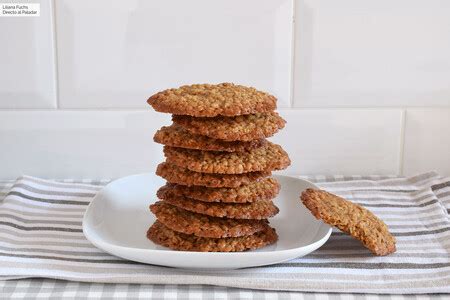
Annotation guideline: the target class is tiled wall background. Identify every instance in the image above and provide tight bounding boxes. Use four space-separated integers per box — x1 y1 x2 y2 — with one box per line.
0 0 449 179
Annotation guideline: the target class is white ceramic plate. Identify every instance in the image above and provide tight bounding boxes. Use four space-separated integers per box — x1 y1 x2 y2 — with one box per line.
83 174 331 269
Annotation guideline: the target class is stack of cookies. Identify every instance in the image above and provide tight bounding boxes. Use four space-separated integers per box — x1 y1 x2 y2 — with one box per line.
146 83 290 252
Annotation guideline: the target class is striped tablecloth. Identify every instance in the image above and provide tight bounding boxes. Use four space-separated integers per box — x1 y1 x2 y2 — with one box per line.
0 172 449 298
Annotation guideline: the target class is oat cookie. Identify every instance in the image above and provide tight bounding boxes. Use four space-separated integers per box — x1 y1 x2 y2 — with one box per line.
147 83 277 117
157 178 280 203
300 188 396 256
150 201 268 238
164 142 290 174
159 193 279 219
147 221 278 252
156 163 271 188
154 124 266 152
172 112 285 141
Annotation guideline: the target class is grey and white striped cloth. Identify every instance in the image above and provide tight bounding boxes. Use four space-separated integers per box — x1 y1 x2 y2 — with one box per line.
0 280 447 299
0 172 449 296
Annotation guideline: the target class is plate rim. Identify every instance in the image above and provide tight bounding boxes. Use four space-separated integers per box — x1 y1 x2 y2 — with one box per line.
82 173 332 259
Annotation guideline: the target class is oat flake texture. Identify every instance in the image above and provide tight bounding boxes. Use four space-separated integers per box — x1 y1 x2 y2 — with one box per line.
163 142 291 174
147 221 278 252
154 124 266 152
157 178 280 203
147 83 277 117
155 162 272 188
158 193 280 220
301 188 396 256
172 112 286 141
150 201 269 238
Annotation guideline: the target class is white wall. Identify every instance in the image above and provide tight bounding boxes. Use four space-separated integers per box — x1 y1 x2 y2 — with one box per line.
0 0 449 179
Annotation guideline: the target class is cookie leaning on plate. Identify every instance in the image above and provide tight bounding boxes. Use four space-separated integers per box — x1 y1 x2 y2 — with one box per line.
150 201 268 238
147 83 277 117
300 189 396 256
157 178 280 203
154 124 266 152
163 142 291 174
147 221 278 252
156 162 271 188
172 112 285 141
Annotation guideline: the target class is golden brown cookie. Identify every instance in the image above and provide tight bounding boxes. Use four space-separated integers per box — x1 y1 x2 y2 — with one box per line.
157 178 280 203
147 83 277 117
159 193 279 219
300 189 396 256
156 162 271 188
172 112 286 141
150 201 268 238
147 221 278 252
164 142 290 174
154 124 266 152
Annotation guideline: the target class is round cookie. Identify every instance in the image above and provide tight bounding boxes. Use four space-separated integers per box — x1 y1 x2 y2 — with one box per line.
157 178 280 203
147 221 278 252
150 201 268 238
156 162 271 188
154 124 266 152
301 188 396 256
172 112 286 141
158 193 279 219
147 83 277 117
163 142 291 174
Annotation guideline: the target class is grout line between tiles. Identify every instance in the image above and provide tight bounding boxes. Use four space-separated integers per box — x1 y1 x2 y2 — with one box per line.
281 106 450 110
398 108 407 176
50 0 60 109
0 108 151 112
289 0 296 108
0 107 449 112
